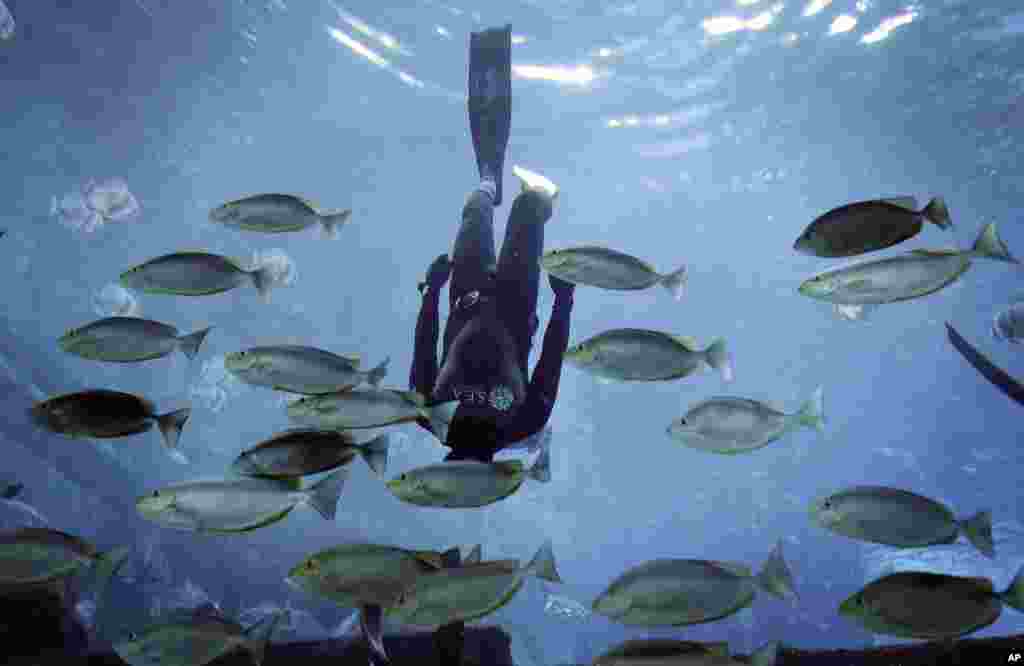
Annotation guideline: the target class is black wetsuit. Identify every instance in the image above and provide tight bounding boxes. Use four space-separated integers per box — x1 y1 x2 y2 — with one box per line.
409 188 574 462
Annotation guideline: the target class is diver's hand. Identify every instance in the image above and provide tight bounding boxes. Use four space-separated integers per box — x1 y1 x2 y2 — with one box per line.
548 273 575 300
419 254 452 294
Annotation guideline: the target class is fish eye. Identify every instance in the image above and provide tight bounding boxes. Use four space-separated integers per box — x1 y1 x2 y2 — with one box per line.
823 499 832 509
127 631 138 641
678 417 687 426
400 474 407 481
152 491 159 498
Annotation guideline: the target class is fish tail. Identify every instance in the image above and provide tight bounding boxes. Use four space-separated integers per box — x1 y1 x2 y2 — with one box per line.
704 338 734 383
659 264 688 301
176 326 213 361
526 540 562 583
750 641 780 666
464 544 482 565
756 540 798 602
527 445 551 483
358 433 390 476
958 509 995 558
423 400 456 442
319 209 351 240
796 386 825 432
1000 565 1024 612
306 467 348 520
155 408 191 464
921 197 953 231
243 608 288 666
366 356 390 388
971 222 1019 264
92 545 131 622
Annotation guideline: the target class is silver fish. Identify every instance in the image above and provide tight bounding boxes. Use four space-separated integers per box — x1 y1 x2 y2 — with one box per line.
120 251 283 302
386 448 550 509
592 541 797 627
387 541 561 628
667 387 824 454
113 605 286 666
565 328 733 383
136 470 346 533
224 345 388 394
287 388 453 434
58 317 212 363
541 245 687 300
286 544 446 608
810 485 994 557
798 223 1017 319
209 193 351 238
29 390 190 464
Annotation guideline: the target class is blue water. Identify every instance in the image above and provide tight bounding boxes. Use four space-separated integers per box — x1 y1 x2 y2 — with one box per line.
2 0 1024 663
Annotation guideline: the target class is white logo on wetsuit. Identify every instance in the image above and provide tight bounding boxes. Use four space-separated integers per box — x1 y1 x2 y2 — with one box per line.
453 384 515 412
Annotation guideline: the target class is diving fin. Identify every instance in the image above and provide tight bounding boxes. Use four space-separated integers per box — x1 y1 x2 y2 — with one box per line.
468 25 512 206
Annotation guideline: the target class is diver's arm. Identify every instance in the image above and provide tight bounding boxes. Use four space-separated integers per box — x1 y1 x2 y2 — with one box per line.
410 288 441 425
517 294 574 432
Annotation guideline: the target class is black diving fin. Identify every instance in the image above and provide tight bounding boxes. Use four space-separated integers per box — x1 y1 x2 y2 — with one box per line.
468 25 512 206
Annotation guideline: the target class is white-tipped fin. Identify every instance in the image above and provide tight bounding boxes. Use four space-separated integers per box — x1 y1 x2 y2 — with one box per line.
833 304 874 321
525 540 561 583
659 264 687 301
513 165 559 201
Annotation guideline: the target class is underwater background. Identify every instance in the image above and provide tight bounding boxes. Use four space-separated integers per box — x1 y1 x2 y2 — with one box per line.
2 0 1023 663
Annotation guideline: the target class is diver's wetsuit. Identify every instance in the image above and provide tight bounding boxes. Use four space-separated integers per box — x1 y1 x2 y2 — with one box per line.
409 187 574 462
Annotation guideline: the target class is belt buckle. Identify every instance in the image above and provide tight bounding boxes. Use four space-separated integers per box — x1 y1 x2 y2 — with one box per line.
459 290 481 310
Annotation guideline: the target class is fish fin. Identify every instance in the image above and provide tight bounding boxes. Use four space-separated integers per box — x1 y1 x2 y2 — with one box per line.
242 608 288 666
306 468 348 521
671 334 700 351
659 265 687 301
411 551 446 569
424 400 458 442
881 196 918 210
526 540 561 583
401 390 426 407
176 326 213 361
921 197 953 230
844 278 875 292
464 544 482 565
756 540 798 602
155 408 191 463
704 339 733 383
319 209 351 240
1 483 23 500
527 446 551 483
750 640 780 666
832 303 874 321
338 352 362 367
359 604 388 664
440 547 462 568
366 357 390 388
971 222 1019 263
958 510 995 558
91 545 131 623
358 433 390 476
999 565 1024 612
297 196 319 212
796 386 825 432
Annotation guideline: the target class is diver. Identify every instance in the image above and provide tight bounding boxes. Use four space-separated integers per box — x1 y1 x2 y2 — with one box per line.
410 24 576 466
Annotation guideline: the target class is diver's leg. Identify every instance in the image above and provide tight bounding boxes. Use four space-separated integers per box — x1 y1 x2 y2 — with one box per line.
469 25 512 206
433 620 466 665
495 186 554 371
444 188 499 357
